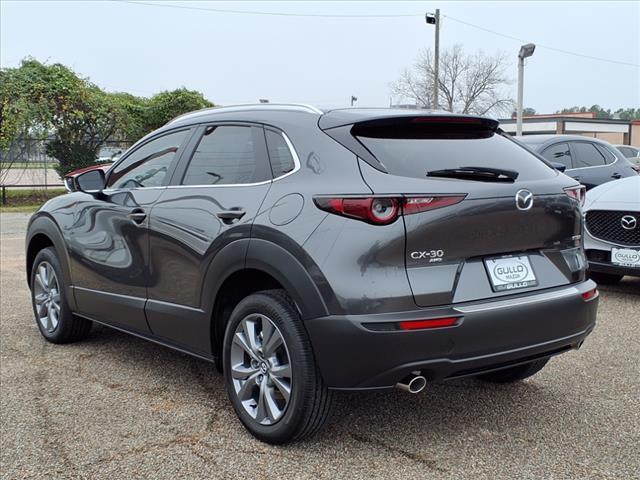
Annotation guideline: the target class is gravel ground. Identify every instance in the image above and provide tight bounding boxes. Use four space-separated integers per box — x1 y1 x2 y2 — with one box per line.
1 212 639 479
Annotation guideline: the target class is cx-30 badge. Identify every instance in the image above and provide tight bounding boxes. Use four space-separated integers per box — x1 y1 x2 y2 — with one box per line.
515 189 534 211
621 215 637 230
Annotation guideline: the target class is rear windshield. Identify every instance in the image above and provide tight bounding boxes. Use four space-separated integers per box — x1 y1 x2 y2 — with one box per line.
354 121 555 180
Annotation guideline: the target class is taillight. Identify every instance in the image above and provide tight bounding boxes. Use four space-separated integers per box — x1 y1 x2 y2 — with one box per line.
314 197 400 225
582 288 598 301
564 185 586 207
314 195 465 225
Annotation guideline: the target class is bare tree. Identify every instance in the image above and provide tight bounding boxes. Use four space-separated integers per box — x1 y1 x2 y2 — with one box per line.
390 44 514 116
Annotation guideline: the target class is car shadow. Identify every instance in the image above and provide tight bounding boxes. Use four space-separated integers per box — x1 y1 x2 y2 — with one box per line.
72 323 577 452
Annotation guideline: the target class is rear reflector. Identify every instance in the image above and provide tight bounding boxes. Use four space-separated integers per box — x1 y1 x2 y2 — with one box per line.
398 317 459 330
581 288 598 301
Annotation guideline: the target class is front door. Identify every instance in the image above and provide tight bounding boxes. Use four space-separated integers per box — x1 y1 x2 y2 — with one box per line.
68 128 192 332
146 124 272 352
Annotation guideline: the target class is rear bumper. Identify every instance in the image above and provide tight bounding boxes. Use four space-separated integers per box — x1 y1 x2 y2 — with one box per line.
305 281 598 390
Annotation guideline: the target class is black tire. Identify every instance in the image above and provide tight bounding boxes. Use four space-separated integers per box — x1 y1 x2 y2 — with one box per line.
30 247 91 344
476 358 549 384
223 289 334 444
589 272 623 285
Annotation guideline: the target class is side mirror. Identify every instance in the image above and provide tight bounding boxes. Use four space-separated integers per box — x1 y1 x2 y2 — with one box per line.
550 162 567 173
76 169 106 193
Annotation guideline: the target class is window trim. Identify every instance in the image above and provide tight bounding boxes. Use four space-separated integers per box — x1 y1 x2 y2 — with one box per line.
170 123 301 188
567 140 617 171
104 127 194 192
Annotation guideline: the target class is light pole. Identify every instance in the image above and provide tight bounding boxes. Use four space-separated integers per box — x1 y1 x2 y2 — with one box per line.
426 9 440 109
516 43 536 136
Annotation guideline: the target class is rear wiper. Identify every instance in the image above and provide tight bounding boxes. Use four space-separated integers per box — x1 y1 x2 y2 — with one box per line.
427 166 519 182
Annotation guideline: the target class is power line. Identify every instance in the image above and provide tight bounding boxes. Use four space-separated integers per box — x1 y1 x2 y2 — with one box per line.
113 1 421 18
114 1 640 68
443 14 640 68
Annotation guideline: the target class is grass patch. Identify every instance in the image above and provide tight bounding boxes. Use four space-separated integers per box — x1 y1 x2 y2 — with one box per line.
0 205 41 213
1 188 66 209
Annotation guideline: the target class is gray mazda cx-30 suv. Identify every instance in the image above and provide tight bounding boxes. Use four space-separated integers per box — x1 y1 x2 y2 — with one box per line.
26 105 598 444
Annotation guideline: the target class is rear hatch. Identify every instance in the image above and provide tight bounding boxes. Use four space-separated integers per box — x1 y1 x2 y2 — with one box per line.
323 113 585 307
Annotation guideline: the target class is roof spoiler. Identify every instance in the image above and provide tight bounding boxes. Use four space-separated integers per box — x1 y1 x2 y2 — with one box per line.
319 111 499 131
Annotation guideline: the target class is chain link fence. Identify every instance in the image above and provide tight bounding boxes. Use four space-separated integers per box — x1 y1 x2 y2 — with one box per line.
0 137 133 189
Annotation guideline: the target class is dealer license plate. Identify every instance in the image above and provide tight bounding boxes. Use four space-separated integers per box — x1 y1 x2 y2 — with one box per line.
484 255 538 292
611 248 640 268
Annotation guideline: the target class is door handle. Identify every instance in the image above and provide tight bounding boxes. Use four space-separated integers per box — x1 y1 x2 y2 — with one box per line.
217 208 246 224
611 172 622 179
128 208 147 224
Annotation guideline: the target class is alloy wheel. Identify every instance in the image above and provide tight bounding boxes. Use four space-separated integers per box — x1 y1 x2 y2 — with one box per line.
33 261 61 333
230 313 292 425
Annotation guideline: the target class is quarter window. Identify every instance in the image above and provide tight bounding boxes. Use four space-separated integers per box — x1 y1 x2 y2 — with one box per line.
571 142 607 168
541 143 573 169
594 144 616 164
182 126 269 185
107 130 188 189
265 129 295 178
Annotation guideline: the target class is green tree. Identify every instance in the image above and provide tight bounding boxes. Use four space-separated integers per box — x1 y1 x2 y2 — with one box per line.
1 59 215 178
145 88 213 132
556 105 612 119
0 58 120 176
510 107 536 118
0 66 40 181
109 91 149 141
614 108 640 121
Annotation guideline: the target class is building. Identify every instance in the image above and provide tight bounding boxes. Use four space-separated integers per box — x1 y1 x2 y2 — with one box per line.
499 112 640 146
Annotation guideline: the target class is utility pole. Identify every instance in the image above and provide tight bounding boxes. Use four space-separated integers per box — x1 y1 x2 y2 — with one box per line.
426 9 440 109
351 96 358 107
516 43 536 136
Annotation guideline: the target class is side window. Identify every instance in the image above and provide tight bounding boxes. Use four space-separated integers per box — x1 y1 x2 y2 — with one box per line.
182 126 270 185
594 144 616 164
541 143 573 169
571 142 607 168
265 129 296 178
107 130 188 189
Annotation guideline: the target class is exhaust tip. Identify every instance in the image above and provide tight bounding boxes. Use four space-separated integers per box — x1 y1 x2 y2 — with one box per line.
396 374 427 394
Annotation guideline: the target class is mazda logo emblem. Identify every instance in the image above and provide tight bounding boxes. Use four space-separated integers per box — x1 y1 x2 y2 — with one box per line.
621 215 637 230
515 189 534 211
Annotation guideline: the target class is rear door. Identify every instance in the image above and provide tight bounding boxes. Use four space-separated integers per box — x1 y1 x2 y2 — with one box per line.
145 124 272 352
348 116 583 306
567 141 610 189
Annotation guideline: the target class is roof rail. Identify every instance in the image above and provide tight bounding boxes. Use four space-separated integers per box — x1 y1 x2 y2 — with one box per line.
167 103 323 125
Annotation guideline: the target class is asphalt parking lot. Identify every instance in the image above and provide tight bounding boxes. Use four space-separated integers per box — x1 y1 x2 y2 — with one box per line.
1 212 639 480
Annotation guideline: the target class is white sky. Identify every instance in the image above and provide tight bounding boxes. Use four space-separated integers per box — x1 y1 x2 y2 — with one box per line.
1 1 639 113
